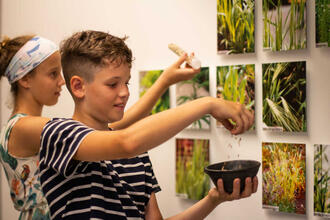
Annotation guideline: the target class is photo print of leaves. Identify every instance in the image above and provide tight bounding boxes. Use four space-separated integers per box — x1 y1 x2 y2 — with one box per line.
262 142 306 214
263 0 307 51
316 0 330 47
176 138 210 200
216 64 255 130
139 70 170 114
217 0 255 54
262 61 306 132
176 67 210 130
314 144 330 217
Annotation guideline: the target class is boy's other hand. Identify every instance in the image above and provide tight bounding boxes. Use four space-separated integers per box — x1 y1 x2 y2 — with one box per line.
208 176 258 206
162 53 200 86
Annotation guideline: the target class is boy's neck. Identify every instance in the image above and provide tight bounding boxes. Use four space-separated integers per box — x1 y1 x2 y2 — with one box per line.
72 109 109 131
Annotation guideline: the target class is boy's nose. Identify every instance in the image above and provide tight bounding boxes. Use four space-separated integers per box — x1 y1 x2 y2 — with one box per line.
119 84 129 98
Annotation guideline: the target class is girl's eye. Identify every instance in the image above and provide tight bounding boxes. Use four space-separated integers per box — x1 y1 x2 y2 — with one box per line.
50 72 57 78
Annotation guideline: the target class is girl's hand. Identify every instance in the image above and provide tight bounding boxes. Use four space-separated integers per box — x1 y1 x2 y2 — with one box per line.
161 53 201 86
208 176 258 206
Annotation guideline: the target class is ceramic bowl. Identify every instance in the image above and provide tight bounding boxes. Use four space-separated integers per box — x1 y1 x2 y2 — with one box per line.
204 160 260 193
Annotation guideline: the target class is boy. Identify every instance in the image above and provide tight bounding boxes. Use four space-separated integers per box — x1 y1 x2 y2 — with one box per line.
39 30 257 220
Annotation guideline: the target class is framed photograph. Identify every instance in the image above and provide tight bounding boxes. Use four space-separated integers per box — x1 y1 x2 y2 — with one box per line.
262 61 306 132
217 0 255 54
176 138 210 200
216 64 255 130
263 0 307 51
262 142 306 214
315 0 330 47
314 144 330 217
139 70 170 114
176 67 210 130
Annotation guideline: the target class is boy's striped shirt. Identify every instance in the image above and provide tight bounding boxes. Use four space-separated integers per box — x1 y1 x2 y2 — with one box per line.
39 118 161 220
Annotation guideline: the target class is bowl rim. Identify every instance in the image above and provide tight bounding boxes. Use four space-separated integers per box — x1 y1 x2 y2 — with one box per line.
205 159 261 173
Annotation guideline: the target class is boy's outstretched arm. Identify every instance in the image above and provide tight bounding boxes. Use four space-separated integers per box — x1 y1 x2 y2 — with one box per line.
110 53 200 130
145 177 258 220
75 97 254 161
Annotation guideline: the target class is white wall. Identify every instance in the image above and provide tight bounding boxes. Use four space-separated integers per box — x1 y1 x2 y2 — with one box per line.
1 0 329 219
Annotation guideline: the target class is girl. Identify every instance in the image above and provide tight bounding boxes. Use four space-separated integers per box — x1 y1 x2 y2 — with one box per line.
0 35 65 219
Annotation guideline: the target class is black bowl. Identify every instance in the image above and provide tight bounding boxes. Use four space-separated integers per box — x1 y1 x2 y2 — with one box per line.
204 160 260 194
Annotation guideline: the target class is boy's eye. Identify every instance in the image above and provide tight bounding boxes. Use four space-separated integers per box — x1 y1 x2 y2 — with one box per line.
108 83 117 88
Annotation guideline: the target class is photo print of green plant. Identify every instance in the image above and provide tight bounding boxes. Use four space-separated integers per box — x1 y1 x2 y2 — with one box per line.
139 70 170 114
262 142 306 214
176 138 210 200
314 144 330 217
176 67 210 130
216 64 255 129
316 0 330 47
217 0 255 54
263 0 307 51
262 61 306 132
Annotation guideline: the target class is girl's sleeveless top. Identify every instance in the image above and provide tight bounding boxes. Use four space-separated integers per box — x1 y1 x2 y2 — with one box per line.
0 113 50 220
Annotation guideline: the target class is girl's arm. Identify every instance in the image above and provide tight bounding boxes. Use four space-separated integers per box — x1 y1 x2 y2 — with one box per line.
145 177 258 220
7 116 50 157
109 54 200 130
75 97 254 161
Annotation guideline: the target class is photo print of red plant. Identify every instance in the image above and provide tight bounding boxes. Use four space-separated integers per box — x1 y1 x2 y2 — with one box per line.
176 67 210 130
217 0 255 54
216 64 255 130
139 70 170 114
263 0 307 51
314 144 330 217
262 142 306 214
176 138 210 200
262 61 306 132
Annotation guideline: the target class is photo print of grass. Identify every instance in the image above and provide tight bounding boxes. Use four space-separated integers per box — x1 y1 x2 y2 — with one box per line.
316 0 330 47
262 142 306 214
216 64 255 129
176 138 210 200
263 0 307 51
176 67 210 130
262 61 306 132
217 0 255 54
139 70 170 114
314 144 330 217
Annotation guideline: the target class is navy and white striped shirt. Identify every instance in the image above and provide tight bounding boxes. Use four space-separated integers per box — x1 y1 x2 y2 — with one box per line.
39 118 161 220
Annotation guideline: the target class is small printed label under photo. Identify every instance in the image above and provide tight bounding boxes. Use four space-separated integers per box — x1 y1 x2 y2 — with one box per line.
316 42 329 48
176 193 188 199
262 126 284 132
262 47 273 52
263 205 280 212
314 212 330 218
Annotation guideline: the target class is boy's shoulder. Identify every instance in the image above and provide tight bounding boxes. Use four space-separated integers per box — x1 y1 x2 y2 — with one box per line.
41 118 94 143
43 118 92 131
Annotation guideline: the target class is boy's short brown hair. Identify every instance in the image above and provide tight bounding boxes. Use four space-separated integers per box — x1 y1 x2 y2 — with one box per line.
60 30 133 94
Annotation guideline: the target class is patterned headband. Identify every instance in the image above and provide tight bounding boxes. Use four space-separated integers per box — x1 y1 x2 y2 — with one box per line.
4 36 58 84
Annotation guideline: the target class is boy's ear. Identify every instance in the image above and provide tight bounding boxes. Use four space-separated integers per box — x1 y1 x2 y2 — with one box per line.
70 76 86 98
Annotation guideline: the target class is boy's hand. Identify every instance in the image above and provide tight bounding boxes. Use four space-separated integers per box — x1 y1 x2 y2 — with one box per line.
161 53 200 86
210 98 254 135
208 177 258 206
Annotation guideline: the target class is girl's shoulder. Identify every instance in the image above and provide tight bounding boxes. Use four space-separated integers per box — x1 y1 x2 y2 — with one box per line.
1 115 51 158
